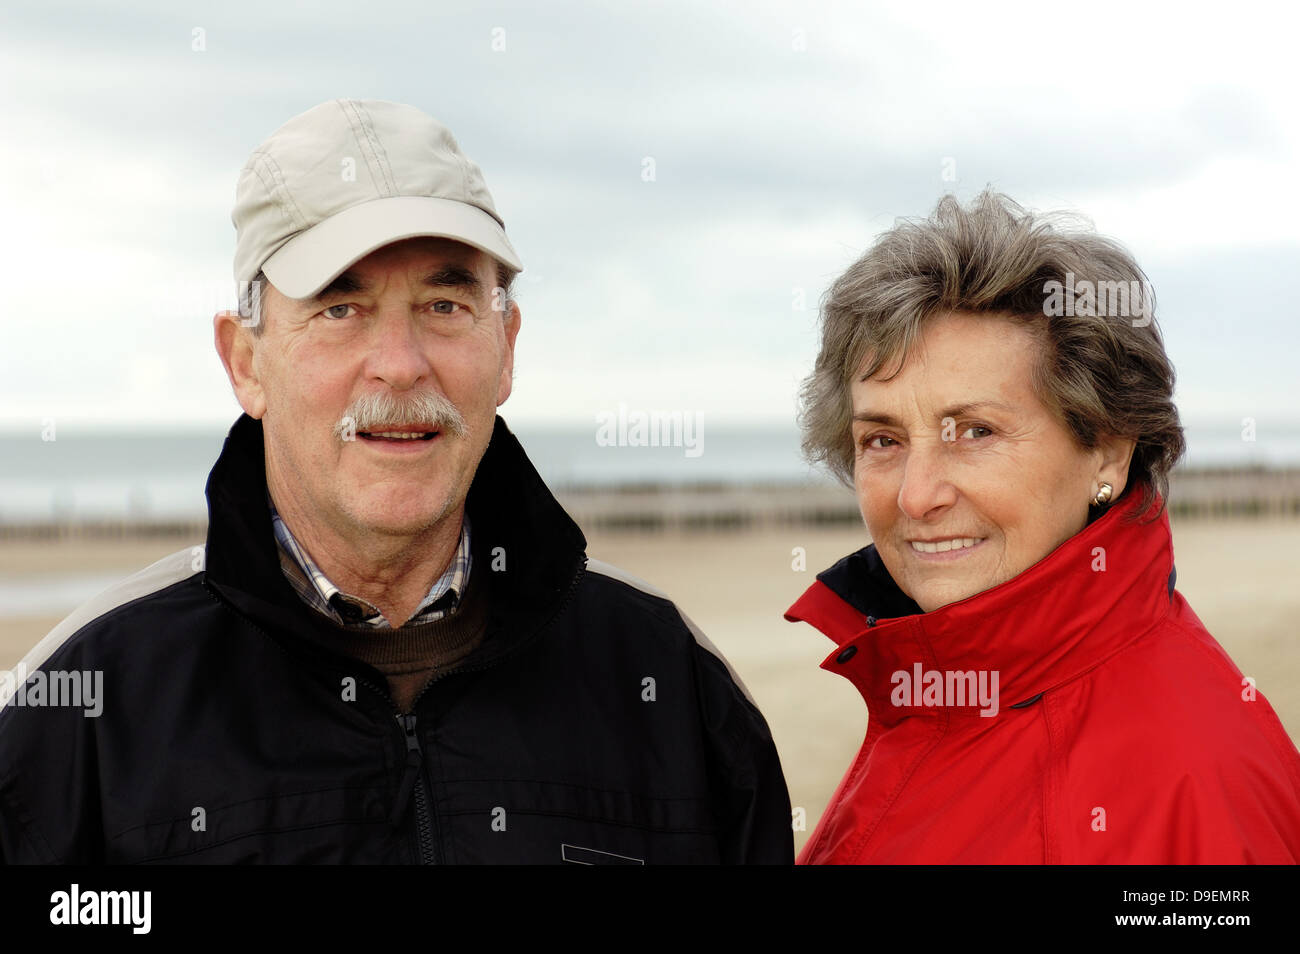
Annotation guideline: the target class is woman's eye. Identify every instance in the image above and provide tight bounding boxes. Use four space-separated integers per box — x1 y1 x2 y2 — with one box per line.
861 434 897 449
322 304 354 320
962 425 993 439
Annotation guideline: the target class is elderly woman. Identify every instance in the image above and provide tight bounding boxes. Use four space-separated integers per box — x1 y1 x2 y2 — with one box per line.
787 190 1300 864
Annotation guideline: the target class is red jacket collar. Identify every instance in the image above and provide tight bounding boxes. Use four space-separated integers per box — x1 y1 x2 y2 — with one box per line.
785 490 1175 722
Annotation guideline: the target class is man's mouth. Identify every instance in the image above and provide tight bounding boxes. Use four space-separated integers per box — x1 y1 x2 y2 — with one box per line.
357 428 439 442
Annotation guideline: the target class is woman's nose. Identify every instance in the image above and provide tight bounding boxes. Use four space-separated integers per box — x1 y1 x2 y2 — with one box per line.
895 440 958 520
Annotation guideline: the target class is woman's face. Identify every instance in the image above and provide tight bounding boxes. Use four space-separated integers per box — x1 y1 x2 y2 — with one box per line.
850 311 1122 613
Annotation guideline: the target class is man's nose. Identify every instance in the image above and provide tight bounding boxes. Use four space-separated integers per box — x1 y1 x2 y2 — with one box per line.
364 306 433 389
896 438 958 521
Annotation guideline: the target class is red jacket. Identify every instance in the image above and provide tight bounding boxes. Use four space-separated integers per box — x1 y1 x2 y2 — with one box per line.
786 491 1300 863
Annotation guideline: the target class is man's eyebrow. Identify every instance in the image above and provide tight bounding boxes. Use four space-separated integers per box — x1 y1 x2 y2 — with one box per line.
307 266 483 305
309 272 369 303
421 265 483 294
851 401 1019 425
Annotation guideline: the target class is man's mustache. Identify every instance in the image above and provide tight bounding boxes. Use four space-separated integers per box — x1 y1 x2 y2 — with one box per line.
331 390 468 440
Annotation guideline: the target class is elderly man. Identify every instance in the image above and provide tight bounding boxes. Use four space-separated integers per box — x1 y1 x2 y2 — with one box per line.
0 99 793 864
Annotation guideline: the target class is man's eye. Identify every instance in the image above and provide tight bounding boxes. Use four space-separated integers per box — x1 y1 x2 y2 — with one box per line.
322 304 355 320
431 300 461 315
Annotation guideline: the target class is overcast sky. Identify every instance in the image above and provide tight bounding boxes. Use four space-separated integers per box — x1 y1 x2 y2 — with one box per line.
1 0 1297 433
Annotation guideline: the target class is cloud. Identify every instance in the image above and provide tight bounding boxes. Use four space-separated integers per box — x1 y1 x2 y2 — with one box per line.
0 0 1296 430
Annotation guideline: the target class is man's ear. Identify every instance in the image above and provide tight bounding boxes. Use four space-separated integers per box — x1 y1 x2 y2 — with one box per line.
213 310 267 419
1094 433 1137 500
496 300 521 407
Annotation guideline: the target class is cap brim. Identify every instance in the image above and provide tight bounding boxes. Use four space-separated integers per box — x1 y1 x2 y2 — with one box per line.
261 195 523 300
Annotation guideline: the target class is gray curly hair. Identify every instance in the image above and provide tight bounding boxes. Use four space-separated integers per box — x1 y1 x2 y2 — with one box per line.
799 189 1185 519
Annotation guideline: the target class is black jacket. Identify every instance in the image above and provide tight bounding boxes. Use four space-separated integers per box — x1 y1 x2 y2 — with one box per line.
0 414 793 864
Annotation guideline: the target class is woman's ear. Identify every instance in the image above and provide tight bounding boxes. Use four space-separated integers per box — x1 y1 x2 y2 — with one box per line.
1094 433 1137 500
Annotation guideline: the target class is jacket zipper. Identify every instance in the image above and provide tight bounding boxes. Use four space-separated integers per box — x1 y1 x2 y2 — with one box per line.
379 560 590 863
354 672 437 865
208 558 588 865
395 712 436 865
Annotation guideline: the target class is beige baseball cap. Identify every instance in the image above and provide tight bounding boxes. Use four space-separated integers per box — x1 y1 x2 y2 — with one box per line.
232 99 522 300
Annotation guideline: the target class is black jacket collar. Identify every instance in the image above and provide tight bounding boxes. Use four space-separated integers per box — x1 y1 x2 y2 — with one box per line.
815 544 923 622
202 413 587 661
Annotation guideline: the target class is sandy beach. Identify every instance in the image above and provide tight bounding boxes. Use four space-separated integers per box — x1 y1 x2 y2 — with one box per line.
2 517 1297 855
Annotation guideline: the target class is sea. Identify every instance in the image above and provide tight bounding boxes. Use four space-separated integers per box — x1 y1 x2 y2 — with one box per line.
1 419 1298 525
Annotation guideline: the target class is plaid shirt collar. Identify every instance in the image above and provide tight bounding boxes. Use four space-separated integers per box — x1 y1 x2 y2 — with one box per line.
268 493 472 629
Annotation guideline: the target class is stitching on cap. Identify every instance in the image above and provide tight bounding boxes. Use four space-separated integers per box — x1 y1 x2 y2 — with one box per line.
250 151 307 230
455 134 470 195
342 99 382 191
355 102 397 195
336 100 375 184
339 99 393 197
258 152 308 228
336 99 386 197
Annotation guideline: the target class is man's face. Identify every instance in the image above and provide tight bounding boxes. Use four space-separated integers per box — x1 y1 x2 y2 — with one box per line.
245 236 518 542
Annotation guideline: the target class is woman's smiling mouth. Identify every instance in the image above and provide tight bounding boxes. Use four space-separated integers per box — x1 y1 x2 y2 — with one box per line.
908 536 987 558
